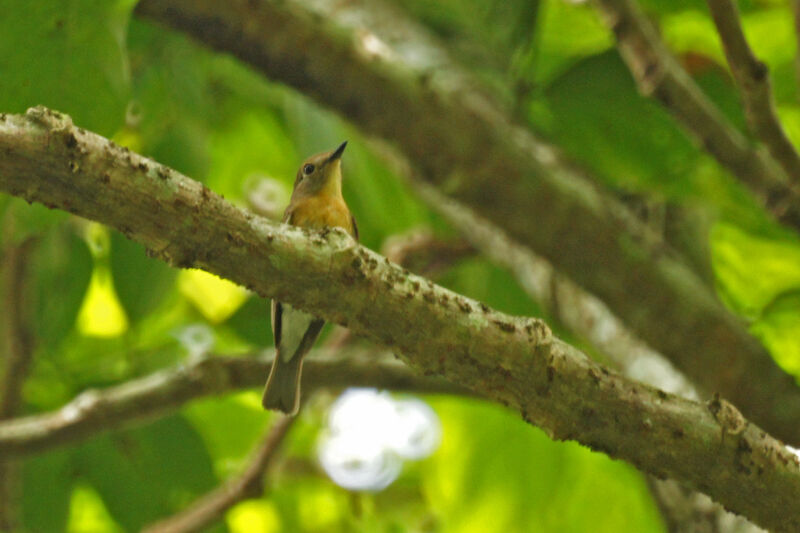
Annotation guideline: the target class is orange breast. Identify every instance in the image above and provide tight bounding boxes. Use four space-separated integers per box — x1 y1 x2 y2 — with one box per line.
290 195 355 237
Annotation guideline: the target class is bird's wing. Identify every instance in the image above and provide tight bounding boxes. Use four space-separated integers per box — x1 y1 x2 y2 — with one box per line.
271 208 296 348
350 213 359 241
277 304 321 362
271 300 281 347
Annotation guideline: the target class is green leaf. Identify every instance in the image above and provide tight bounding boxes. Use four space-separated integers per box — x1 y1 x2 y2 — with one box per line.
532 0 612 84
182 392 272 478
22 449 73 533
32 227 93 349
0 197 68 246
110 230 177 322
226 296 272 347
74 415 218 531
0 0 135 135
711 223 800 317
751 290 800 378
422 397 663 532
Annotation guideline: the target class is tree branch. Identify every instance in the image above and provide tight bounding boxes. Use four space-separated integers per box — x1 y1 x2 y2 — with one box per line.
0 237 36 532
1 110 800 530
400 169 697 398
706 0 800 184
0 238 36 419
132 0 800 448
142 416 294 533
647 478 765 533
402 180 762 532
592 0 800 224
0 349 463 459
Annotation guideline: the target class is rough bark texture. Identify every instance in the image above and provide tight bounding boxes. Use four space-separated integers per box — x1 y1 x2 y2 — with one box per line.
131 0 800 448
1 109 800 530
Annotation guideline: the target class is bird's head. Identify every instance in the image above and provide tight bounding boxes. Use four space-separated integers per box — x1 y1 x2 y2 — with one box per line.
291 141 347 199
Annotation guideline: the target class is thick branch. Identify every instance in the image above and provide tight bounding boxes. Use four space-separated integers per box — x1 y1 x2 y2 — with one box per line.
405 183 760 532
142 416 294 533
0 349 462 459
706 0 800 184
132 0 800 448
592 0 800 225
1 110 800 530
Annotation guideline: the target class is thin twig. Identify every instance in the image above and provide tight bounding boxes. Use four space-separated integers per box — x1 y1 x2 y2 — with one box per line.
142 416 295 533
593 0 800 226
706 0 800 184
0 350 464 459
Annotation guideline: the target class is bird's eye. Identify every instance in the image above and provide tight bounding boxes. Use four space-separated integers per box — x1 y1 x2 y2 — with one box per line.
303 164 315 175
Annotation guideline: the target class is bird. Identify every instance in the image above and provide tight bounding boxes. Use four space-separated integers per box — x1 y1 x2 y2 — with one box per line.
262 141 357 415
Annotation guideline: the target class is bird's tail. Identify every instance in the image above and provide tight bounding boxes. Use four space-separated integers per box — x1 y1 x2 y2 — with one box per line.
262 352 303 415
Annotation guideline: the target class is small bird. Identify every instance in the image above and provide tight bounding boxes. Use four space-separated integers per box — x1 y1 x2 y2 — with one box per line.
262 141 357 415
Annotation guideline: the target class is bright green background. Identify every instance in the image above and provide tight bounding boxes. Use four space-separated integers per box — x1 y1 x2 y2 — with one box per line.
2 0 800 531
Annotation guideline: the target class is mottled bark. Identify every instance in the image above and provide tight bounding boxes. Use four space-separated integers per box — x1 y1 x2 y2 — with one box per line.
0 109 799 530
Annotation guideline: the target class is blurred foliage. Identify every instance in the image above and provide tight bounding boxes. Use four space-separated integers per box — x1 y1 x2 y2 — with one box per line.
1 0 800 531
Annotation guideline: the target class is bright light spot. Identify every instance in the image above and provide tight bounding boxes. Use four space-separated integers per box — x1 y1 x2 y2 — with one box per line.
627 356 697 399
358 30 394 60
226 500 281 533
76 266 129 338
67 483 123 533
386 398 441 459
318 389 441 491
174 323 215 358
297 484 347 530
786 445 800 461
178 269 249 323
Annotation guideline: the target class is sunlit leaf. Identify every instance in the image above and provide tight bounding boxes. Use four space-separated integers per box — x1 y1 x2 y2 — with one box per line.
110 231 177 322
712 223 800 316
751 290 800 378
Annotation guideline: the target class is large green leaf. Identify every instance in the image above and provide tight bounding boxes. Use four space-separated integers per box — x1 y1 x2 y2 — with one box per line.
530 50 772 229
751 290 800 378
711 222 800 317
110 230 177 323
74 415 218 531
22 449 74 533
32 227 93 350
182 392 272 478
422 397 664 532
0 0 135 135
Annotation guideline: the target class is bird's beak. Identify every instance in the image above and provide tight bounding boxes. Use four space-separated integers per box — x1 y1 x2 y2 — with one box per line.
326 141 347 164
